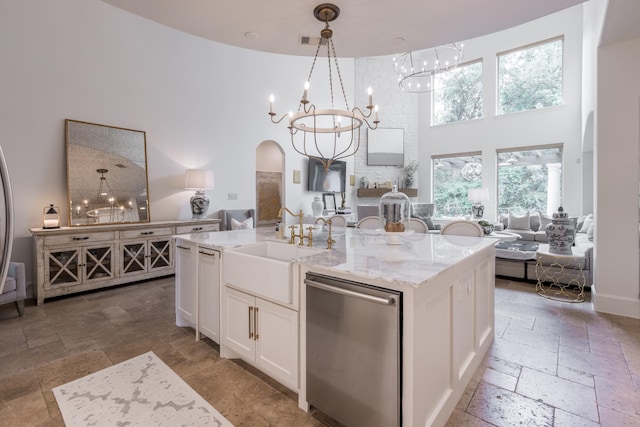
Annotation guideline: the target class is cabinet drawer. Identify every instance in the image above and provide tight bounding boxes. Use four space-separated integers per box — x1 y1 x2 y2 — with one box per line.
175 223 220 234
44 231 115 246
120 227 173 239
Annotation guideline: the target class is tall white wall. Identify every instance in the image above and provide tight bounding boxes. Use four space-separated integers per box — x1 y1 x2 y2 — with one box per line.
355 6 587 220
0 0 355 285
595 35 640 318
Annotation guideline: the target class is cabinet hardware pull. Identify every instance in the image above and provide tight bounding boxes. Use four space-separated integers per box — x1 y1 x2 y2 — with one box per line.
176 245 190 251
73 236 89 241
198 251 215 257
254 307 259 340
193 227 203 231
141 231 154 235
248 307 254 339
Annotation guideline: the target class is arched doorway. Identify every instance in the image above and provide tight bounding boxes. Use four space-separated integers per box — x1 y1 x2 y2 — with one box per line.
255 141 284 227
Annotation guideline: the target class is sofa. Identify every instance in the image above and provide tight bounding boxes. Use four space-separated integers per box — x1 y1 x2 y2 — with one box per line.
495 212 594 286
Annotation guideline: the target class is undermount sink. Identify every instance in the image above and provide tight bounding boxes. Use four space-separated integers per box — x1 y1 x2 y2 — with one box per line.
223 242 325 304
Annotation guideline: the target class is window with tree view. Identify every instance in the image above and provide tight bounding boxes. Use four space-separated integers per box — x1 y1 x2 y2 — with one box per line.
497 146 563 215
433 153 482 217
498 38 563 115
433 60 483 125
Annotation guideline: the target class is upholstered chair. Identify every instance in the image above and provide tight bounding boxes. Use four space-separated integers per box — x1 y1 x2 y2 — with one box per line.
1 262 26 316
441 220 484 237
218 209 256 230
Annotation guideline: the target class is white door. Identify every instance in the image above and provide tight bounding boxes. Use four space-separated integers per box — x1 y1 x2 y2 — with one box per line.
198 248 220 343
255 297 299 389
223 287 255 360
175 241 197 327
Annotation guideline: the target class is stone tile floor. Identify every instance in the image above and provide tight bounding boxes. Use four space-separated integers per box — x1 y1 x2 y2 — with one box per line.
0 277 638 426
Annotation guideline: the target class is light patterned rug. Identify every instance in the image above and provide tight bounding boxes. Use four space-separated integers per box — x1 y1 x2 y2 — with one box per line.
53 351 234 427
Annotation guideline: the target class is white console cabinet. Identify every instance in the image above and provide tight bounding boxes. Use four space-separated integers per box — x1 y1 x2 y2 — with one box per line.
31 219 220 305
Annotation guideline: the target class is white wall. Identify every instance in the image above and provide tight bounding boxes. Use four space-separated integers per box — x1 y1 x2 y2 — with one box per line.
0 0 355 285
355 6 587 220
595 35 640 318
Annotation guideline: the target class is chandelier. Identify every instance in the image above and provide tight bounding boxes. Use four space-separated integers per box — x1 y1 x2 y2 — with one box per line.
393 43 464 93
268 3 379 172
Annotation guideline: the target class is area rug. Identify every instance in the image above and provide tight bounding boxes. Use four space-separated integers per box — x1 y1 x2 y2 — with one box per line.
53 351 234 427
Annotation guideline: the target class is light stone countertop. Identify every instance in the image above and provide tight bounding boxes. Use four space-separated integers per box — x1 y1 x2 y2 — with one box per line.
175 228 496 289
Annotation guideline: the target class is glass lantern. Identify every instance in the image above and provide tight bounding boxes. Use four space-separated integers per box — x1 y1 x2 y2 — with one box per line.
43 204 60 229
378 185 411 232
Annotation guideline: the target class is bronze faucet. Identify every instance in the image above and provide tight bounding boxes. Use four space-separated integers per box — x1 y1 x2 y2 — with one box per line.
315 217 336 249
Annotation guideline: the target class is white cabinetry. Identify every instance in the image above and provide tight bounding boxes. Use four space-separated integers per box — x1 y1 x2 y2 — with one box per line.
197 246 220 342
223 286 299 390
31 219 220 305
174 240 221 343
175 240 197 326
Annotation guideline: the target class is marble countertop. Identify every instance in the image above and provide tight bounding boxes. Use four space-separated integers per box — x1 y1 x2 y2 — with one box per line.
175 228 496 288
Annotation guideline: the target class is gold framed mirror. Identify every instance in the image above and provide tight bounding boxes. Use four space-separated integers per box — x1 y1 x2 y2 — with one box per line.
65 119 150 226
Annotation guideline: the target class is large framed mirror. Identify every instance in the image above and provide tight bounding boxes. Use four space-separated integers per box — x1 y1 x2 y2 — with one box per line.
66 119 150 226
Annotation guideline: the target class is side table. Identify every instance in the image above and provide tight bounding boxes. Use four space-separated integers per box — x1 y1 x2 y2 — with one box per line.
535 244 586 302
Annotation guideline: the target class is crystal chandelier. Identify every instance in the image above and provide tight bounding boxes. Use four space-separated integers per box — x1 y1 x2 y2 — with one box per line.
269 3 380 172
393 43 464 93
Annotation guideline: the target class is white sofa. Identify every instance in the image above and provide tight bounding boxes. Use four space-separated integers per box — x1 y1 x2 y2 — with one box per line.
495 212 594 286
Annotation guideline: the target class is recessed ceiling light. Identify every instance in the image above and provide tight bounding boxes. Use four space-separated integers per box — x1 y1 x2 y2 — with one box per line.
244 31 258 40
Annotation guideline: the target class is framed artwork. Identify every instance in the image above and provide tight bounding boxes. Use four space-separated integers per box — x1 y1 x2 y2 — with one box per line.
323 193 336 213
367 128 404 166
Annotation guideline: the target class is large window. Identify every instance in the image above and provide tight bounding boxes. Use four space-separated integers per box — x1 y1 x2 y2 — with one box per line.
432 60 483 125
497 38 563 115
497 146 563 215
433 153 482 217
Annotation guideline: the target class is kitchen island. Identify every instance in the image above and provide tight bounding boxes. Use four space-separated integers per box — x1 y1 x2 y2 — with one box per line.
174 228 496 427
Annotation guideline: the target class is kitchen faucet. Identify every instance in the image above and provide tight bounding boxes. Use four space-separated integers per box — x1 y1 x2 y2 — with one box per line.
277 207 312 246
315 217 336 249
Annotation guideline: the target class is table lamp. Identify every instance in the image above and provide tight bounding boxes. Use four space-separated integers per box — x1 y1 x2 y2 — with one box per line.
185 169 215 220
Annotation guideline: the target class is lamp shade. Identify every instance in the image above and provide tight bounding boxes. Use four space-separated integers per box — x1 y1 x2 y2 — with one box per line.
468 188 489 202
185 169 215 190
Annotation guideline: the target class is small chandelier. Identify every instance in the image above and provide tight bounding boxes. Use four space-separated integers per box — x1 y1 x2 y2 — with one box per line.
269 3 380 172
393 43 464 93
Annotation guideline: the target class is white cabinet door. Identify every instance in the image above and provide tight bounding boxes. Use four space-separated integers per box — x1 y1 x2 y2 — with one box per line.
175 240 197 327
198 248 220 343
255 297 299 389
223 286 255 360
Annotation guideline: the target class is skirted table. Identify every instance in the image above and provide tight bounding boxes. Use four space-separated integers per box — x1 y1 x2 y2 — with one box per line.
535 244 586 302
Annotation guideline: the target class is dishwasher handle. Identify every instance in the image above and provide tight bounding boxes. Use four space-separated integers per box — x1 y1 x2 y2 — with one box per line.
305 279 395 306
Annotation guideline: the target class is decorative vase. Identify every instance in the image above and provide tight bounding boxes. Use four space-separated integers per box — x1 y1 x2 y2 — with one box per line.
405 175 414 188
545 207 575 254
311 195 324 217
190 190 210 220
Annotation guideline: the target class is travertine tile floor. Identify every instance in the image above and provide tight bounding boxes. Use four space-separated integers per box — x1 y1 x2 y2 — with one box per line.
0 277 639 426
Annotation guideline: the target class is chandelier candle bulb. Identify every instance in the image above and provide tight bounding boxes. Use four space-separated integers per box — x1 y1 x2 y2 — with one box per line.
367 86 373 107
269 94 274 114
303 81 309 102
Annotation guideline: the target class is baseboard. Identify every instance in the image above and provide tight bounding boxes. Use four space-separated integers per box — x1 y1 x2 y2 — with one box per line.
592 286 640 319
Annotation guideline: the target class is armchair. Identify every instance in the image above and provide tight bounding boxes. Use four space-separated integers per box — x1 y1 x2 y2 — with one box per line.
1 262 26 316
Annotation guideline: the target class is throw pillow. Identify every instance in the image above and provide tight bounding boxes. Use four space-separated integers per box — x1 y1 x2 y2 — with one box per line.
231 217 253 230
538 211 552 228
587 223 594 241
507 212 531 231
579 214 593 233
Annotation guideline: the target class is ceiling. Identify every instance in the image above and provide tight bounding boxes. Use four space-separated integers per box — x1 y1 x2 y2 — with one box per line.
100 0 589 58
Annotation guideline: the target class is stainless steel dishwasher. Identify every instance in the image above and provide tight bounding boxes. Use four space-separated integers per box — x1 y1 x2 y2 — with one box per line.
305 273 402 427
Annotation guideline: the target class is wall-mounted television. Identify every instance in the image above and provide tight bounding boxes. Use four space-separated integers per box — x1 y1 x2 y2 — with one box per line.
308 158 346 193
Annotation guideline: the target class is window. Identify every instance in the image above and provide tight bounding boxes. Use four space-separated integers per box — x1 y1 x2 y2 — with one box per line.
497 38 563 115
432 60 483 125
497 146 563 215
432 153 482 217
